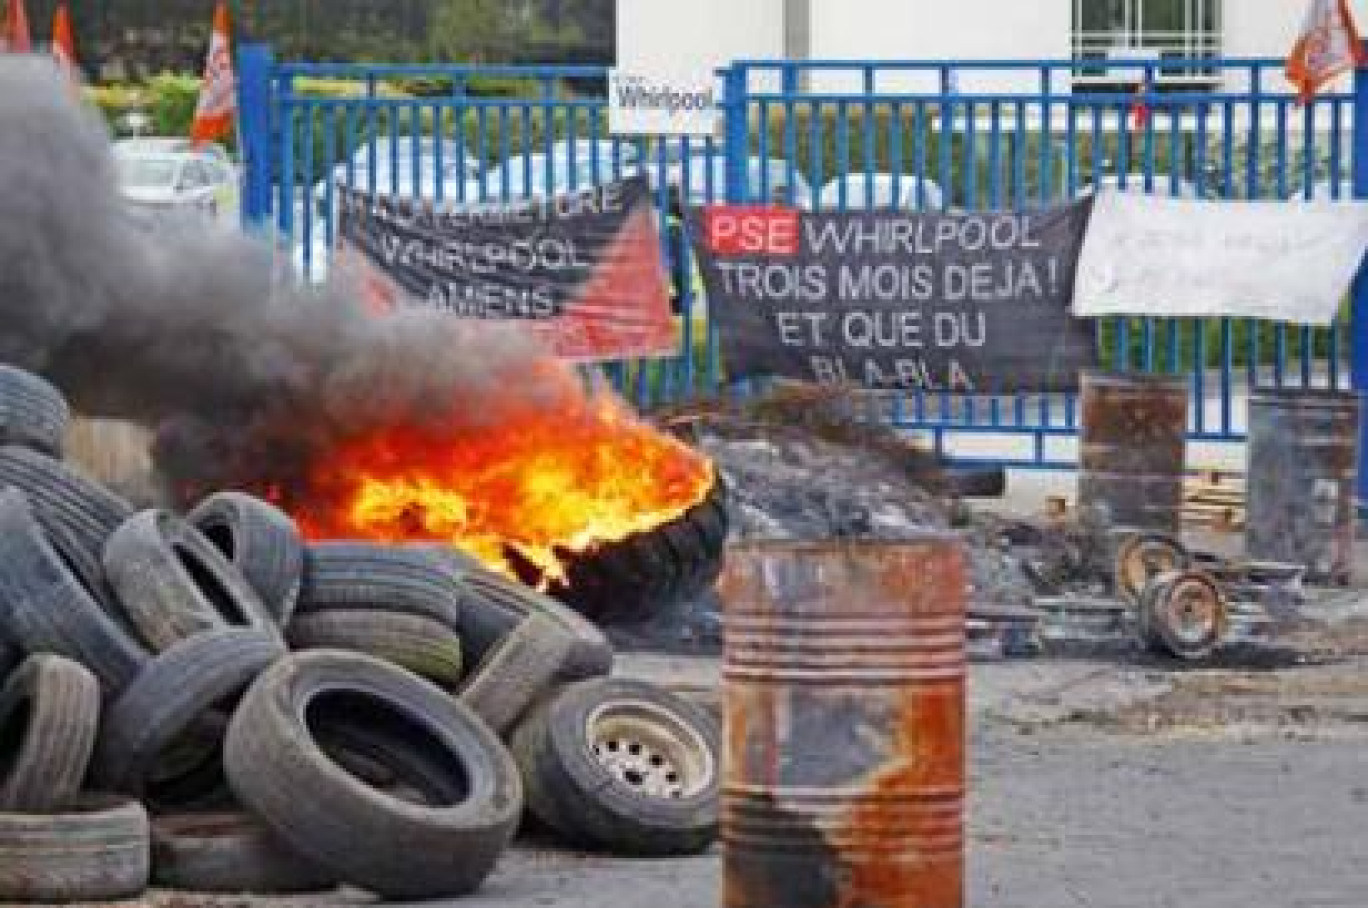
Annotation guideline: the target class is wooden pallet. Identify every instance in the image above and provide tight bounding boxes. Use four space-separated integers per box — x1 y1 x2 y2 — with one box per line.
1182 469 1246 531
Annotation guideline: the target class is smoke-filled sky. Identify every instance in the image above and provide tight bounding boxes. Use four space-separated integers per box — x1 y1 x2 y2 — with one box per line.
0 57 589 497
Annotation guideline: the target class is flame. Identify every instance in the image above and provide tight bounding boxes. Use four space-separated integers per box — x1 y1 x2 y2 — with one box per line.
287 382 714 586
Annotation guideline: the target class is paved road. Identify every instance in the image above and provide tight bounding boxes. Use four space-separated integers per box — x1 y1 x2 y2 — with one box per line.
118 651 1368 908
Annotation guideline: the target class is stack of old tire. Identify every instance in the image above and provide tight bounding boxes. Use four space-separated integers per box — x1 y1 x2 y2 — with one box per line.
0 365 721 904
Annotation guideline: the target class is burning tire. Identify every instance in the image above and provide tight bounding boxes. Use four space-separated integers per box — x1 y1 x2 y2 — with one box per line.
297 543 466 630
0 445 135 597
550 476 729 625
151 812 336 895
0 365 70 457
0 796 150 904
94 629 286 807
459 614 575 736
188 492 305 627
102 510 281 652
455 566 613 681
510 678 721 856
0 489 148 694
287 610 465 688
0 655 100 813
224 651 523 900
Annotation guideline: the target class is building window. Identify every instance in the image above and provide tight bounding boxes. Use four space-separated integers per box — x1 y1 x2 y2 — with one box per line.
1073 0 1221 84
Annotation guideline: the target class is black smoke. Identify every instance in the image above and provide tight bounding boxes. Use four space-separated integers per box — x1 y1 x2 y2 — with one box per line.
0 57 585 500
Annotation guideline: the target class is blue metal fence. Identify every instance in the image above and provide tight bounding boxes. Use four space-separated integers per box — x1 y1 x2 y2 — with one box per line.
235 46 1368 487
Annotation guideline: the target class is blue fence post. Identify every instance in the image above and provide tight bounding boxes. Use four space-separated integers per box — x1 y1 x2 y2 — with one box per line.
1352 47 1368 507
723 63 750 203
236 42 274 229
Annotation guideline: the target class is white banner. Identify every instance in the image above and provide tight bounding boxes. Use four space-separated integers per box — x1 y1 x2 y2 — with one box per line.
1073 190 1368 326
608 69 718 137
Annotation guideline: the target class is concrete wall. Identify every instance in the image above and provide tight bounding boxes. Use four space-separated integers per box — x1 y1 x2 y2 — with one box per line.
615 0 785 73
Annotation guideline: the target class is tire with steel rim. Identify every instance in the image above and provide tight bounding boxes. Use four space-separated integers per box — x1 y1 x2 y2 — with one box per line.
1138 570 1227 660
1113 531 1191 605
510 677 720 856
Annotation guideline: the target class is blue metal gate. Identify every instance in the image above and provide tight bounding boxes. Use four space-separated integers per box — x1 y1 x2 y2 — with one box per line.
235 46 1367 480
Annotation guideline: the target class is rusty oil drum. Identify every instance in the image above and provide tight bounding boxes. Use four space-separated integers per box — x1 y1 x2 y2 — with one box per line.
718 539 965 908
1078 370 1189 532
1245 388 1361 585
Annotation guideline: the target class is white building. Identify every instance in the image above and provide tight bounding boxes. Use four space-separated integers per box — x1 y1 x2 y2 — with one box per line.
617 0 1368 95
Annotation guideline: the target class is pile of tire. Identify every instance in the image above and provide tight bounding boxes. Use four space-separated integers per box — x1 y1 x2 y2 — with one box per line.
0 366 721 904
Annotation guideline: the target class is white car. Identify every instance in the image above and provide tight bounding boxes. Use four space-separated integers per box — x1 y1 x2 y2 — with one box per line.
114 142 240 225
819 173 946 211
478 151 642 201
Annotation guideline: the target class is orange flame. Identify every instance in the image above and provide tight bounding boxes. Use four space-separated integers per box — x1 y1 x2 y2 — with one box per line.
289 380 714 586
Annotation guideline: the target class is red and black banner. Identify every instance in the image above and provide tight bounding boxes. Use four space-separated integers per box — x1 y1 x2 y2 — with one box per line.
337 175 677 362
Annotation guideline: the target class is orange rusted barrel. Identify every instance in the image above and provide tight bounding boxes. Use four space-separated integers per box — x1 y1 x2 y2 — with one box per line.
718 539 966 908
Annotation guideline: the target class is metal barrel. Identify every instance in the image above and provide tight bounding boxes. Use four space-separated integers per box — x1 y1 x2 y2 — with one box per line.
1078 370 1189 532
1245 388 1361 586
718 539 965 908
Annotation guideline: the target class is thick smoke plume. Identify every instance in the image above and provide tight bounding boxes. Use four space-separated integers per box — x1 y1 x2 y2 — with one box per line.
0 59 589 500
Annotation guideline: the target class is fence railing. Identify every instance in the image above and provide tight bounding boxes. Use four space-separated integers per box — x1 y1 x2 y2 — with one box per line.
235 46 1368 495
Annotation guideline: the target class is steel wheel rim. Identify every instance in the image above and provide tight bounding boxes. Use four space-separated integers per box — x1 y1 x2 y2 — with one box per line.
1116 534 1188 604
586 700 713 800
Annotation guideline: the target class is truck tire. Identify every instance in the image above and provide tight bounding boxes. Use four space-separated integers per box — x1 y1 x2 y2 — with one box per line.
551 477 728 624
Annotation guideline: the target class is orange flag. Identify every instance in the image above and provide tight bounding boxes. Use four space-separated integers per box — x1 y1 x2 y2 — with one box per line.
52 3 77 81
190 1 236 145
1287 0 1367 103
1 0 32 53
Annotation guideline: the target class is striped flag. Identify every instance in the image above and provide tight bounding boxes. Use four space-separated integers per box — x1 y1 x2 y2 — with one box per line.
1287 0 1366 103
52 2 77 81
190 2 236 145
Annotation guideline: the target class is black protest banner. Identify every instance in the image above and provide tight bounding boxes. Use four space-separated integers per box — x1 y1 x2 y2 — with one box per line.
337 175 676 361
687 200 1098 393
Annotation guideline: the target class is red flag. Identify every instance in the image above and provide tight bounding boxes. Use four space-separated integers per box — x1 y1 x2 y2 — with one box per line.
1287 0 1367 104
1129 76 1151 130
190 2 236 145
51 3 77 81
1 0 32 53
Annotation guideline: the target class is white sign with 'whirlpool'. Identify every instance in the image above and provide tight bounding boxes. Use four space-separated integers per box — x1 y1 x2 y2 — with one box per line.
608 69 718 137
